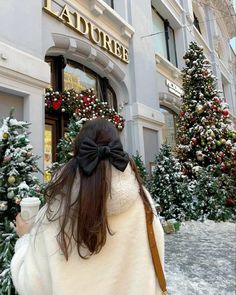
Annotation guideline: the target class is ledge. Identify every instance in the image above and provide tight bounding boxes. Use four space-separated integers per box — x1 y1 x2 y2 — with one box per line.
132 102 165 126
0 42 50 88
193 27 212 55
89 0 134 40
159 92 182 114
155 53 182 80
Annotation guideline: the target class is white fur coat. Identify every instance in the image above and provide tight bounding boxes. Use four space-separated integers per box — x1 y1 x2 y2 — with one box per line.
11 164 164 295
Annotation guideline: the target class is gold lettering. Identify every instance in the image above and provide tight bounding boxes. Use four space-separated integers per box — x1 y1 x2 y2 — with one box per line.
111 40 122 58
43 0 57 17
42 2 129 64
44 0 52 11
59 5 73 27
100 32 112 53
122 47 129 63
74 12 89 35
88 23 101 44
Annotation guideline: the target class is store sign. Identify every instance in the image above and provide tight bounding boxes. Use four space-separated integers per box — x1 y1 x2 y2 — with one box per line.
166 79 183 97
43 0 129 63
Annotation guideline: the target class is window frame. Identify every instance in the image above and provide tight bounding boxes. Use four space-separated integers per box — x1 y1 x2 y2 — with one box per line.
103 0 114 8
160 105 178 146
152 6 178 67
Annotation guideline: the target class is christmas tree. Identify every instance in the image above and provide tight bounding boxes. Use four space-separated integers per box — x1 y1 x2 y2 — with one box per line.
56 117 85 164
176 42 236 175
149 144 192 221
0 111 42 294
189 168 232 221
132 151 148 185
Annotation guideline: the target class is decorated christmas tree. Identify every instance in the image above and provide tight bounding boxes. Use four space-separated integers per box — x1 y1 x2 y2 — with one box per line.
149 144 192 221
132 151 147 185
0 111 42 294
189 168 232 221
56 117 85 164
176 42 236 175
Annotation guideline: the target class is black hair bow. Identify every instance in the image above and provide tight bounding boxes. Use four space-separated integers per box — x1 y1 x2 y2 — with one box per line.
77 138 129 176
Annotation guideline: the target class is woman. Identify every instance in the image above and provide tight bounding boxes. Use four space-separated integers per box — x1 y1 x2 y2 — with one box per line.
11 118 164 295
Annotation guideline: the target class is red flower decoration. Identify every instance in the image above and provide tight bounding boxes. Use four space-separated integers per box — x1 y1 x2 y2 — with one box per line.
222 109 229 116
113 115 121 123
52 99 62 110
82 95 90 107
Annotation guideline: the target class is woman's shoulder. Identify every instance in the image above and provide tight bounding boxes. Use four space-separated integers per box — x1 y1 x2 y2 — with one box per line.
108 163 140 216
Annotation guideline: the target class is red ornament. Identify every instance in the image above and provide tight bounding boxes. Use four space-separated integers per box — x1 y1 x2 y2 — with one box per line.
216 156 222 163
191 138 197 145
213 97 220 104
113 115 121 124
220 164 227 171
225 197 235 207
222 109 229 116
52 99 62 110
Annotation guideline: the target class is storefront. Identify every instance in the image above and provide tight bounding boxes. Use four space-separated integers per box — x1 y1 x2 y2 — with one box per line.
2 0 233 178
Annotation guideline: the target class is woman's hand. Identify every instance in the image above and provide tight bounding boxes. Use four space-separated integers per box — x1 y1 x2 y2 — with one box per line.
15 214 33 237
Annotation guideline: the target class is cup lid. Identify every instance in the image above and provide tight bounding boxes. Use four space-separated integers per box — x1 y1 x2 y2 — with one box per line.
20 197 41 207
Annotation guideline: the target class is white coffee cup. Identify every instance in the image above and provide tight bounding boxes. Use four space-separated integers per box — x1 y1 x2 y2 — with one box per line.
20 197 41 223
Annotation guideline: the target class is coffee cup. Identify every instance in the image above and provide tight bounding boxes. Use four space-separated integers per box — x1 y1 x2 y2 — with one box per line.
20 197 41 223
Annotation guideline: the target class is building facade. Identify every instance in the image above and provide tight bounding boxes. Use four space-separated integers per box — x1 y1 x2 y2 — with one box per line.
0 0 235 176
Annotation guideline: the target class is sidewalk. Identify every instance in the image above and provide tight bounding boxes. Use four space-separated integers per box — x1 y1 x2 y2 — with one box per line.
165 220 236 295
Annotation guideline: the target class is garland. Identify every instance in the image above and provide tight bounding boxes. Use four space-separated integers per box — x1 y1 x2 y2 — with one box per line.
44 88 125 130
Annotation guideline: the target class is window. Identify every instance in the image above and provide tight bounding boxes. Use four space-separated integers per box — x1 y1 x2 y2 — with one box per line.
64 61 98 95
103 0 114 8
160 106 177 147
44 56 117 166
193 13 201 34
45 56 117 109
152 7 177 67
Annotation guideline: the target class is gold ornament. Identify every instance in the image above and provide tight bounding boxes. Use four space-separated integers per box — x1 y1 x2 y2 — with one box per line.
196 105 204 113
8 176 16 184
2 132 9 140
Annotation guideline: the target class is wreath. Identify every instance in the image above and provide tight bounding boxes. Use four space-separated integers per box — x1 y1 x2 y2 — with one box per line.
44 88 125 130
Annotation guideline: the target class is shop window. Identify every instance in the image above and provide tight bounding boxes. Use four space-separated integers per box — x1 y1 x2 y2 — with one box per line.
64 61 98 95
44 56 117 170
193 13 201 34
152 7 177 67
160 106 177 147
44 117 59 176
45 56 117 109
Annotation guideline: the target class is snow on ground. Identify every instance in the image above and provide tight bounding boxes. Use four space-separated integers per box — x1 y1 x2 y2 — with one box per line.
165 220 236 295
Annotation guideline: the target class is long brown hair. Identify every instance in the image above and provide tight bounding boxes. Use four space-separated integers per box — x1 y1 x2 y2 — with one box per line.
45 118 153 260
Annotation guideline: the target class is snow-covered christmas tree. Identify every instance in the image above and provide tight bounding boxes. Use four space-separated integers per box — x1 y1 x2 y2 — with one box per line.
0 111 42 294
176 42 236 175
149 144 192 221
189 168 232 221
